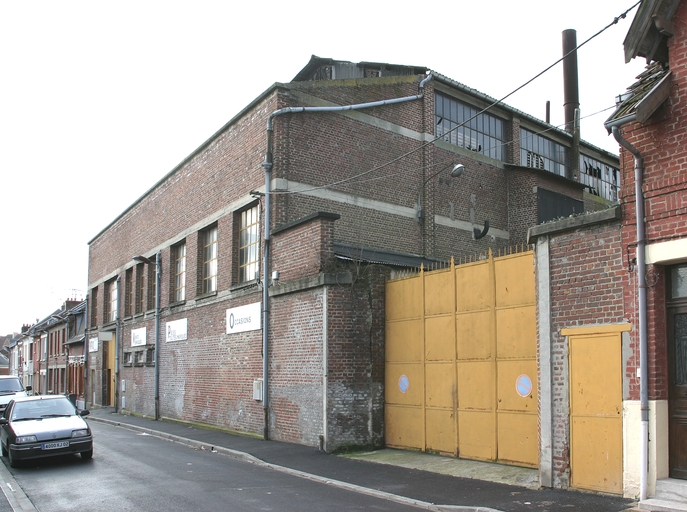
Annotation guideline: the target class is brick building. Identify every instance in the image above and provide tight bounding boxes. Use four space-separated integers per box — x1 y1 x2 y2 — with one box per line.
529 0 687 503
86 56 618 453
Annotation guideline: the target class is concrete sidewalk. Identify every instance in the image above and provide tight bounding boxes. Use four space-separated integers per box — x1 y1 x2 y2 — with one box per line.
87 407 638 512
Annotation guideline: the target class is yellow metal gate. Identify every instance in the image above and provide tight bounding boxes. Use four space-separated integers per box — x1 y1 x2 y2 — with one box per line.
385 248 538 467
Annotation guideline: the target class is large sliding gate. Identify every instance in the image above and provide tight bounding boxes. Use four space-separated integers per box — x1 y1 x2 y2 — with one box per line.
385 248 537 467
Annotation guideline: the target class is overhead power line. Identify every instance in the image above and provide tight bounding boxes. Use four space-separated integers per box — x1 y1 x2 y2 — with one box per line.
268 2 639 196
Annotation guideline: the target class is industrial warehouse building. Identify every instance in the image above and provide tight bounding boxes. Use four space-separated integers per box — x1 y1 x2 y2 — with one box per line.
86 55 619 489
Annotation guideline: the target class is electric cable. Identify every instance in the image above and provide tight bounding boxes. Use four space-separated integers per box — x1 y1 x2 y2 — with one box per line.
267 2 639 197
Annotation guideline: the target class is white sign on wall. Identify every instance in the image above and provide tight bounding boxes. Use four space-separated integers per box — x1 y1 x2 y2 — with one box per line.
166 318 188 342
226 302 261 334
89 337 99 353
131 327 147 347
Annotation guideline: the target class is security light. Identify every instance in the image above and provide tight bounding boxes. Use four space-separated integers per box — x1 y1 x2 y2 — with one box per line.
450 164 465 177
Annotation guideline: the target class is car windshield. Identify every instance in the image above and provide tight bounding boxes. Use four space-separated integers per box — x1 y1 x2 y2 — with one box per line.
11 398 77 421
0 379 23 394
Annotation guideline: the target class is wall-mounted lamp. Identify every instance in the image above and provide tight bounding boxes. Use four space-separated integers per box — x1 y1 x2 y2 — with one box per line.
416 163 466 222
449 164 465 178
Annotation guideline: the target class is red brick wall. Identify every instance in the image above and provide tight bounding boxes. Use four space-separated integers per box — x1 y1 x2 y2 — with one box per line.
87 70 601 449
545 218 627 485
611 0 687 403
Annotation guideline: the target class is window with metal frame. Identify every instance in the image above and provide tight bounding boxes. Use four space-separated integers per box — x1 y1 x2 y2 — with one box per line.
202 226 218 294
579 154 619 202
435 92 506 161
238 205 260 283
520 128 569 177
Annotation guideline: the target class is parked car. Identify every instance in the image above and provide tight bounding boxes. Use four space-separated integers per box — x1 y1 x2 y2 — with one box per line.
0 395 92 467
0 376 31 415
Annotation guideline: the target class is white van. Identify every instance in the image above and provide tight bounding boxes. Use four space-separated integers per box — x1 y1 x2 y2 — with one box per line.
0 376 30 414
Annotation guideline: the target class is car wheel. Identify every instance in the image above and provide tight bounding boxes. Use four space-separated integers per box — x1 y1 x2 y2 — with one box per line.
81 449 93 460
8 448 17 468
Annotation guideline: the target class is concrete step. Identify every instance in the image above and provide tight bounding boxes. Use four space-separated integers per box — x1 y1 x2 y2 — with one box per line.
657 479 687 502
639 498 687 511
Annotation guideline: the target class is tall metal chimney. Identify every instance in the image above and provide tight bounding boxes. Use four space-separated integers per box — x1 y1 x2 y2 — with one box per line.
562 29 579 134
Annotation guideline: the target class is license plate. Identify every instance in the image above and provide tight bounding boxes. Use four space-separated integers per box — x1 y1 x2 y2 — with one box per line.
42 441 69 450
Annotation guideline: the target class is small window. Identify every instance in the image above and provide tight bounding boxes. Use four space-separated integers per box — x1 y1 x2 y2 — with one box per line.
202 226 218 294
125 268 134 317
238 205 260 283
135 263 145 314
134 351 145 364
146 348 155 365
123 352 133 365
90 287 99 326
173 242 186 302
147 262 157 311
672 266 687 299
105 279 117 323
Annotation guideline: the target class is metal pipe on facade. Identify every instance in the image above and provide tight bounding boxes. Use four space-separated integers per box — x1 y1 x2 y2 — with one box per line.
261 74 433 441
612 125 648 501
115 275 121 413
84 294 89 409
154 251 161 421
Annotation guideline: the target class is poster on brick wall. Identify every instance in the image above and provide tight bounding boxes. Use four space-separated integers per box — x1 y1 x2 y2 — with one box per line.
88 337 98 353
226 302 261 334
131 327 147 347
166 318 187 342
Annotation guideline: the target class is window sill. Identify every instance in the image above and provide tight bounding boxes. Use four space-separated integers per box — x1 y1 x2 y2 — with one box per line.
230 279 260 292
169 300 186 308
195 291 217 302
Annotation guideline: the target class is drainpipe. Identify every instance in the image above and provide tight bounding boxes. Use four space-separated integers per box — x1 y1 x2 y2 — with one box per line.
84 294 89 410
115 275 121 413
154 250 161 420
261 74 433 441
322 285 328 451
612 124 648 501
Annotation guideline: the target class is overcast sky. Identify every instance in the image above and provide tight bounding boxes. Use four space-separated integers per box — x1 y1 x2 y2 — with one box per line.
0 1 646 334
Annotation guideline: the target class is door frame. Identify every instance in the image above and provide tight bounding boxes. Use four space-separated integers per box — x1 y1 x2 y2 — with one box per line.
666 264 687 479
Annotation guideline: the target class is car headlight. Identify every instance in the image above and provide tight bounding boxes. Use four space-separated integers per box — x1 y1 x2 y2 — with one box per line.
15 435 37 444
71 429 89 438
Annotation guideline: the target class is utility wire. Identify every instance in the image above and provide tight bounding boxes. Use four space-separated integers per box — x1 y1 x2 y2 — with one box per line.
268 2 639 196
344 103 620 188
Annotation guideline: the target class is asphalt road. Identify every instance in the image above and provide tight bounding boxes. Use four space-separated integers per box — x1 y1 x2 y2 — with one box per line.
2 422 427 512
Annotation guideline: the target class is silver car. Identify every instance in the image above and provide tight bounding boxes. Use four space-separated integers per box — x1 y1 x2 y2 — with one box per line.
0 395 93 467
